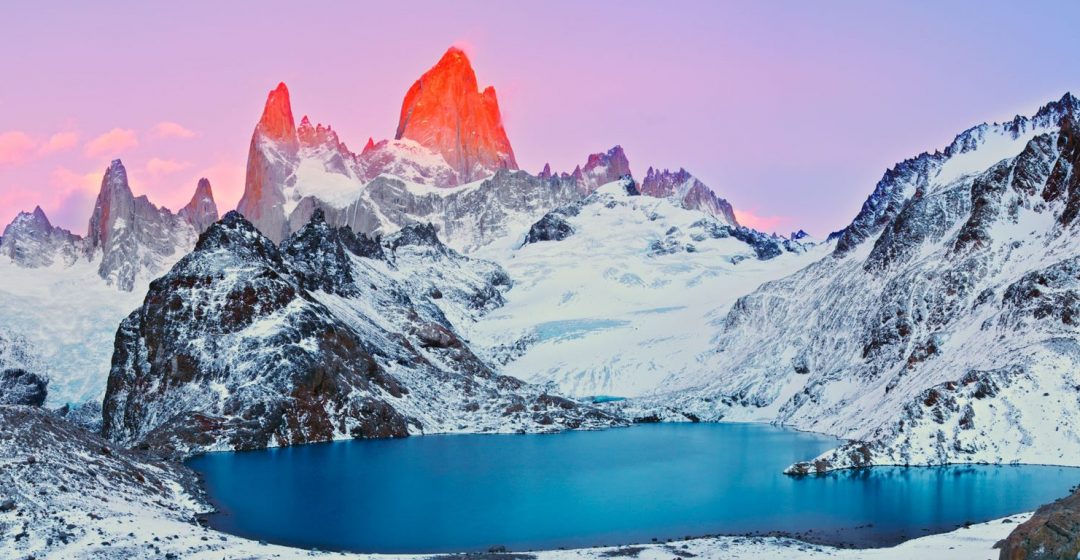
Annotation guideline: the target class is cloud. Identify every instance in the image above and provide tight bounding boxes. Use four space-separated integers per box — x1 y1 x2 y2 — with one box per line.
0 131 38 165
84 128 138 158
145 157 190 177
733 208 791 232
151 121 197 139
38 131 80 155
51 166 103 194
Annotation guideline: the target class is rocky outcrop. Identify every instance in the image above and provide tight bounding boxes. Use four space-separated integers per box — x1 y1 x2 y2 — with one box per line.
640 167 739 225
177 178 219 233
85 160 199 291
0 368 47 406
996 487 1080 559
524 210 577 245
395 47 517 183
102 211 621 454
0 206 82 267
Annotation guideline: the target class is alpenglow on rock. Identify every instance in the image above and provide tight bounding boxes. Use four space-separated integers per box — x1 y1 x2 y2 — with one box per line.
102 211 622 454
395 47 518 184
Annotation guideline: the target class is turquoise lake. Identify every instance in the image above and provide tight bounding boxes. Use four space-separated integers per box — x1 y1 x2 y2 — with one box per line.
187 423 1079 553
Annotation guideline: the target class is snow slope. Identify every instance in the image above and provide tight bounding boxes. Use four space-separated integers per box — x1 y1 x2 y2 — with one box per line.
0 257 145 405
469 181 826 398
637 93 1080 472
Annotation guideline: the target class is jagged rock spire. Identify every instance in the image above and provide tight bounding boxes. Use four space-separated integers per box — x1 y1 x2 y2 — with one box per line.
395 47 518 182
178 178 219 233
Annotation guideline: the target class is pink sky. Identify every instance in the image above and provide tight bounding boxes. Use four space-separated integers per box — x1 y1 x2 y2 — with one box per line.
2 1 1079 235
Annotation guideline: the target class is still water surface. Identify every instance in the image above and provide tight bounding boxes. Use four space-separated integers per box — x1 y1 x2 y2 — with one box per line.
187 423 1078 553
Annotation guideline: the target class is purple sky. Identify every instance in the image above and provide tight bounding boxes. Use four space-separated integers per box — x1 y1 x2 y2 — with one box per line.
2 1 1079 235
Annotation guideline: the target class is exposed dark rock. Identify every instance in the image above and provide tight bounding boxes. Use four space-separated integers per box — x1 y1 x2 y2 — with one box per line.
102 211 623 455
0 368 47 406
996 487 1080 559
523 211 575 244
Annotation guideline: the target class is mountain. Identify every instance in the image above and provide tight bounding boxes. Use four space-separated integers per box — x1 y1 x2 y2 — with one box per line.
466 179 822 398
233 49 722 251
396 46 517 183
640 167 739 225
0 164 216 405
87 160 204 291
177 178 219 233
0 206 81 267
236 74 635 249
633 93 1080 472
102 211 622 453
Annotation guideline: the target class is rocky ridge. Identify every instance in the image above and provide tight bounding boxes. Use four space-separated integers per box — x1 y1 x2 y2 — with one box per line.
640 93 1080 473
101 210 622 454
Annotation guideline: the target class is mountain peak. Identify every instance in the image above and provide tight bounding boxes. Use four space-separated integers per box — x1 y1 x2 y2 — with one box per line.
640 167 738 226
395 46 517 184
31 206 49 225
258 82 297 142
178 178 219 233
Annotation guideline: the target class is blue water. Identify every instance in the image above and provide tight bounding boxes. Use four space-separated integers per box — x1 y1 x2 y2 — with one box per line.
187 424 1079 554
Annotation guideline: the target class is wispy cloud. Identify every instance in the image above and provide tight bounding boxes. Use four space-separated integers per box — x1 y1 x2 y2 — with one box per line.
38 131 80 155
145 157 191 177
84 128 138 158
0 131 38 165
733 208 791 233
151 121 197 139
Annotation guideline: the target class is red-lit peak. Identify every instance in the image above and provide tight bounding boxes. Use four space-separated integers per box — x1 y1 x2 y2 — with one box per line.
395 47 517 183
257 82 296 142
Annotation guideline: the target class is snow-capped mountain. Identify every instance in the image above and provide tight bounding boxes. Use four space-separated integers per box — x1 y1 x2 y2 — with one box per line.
640 167 739 225
0 162 218 405
234 79 628 248
102 210 622 454
0 207 82 267
639 93 1080 471
87 160 210 291
235 46 519 244
233 48 742 254
466 179 824 398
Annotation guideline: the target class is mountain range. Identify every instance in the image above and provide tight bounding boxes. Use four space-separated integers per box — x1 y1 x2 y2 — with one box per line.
0 48 1077 485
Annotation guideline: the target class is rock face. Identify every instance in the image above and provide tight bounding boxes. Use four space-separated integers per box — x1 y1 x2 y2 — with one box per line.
177 178 219 233
395 47 517 184
236 82 299 244
1 161 216 292
996 487 1080 559
653 93 1080 472
0 368 47 406
86 160 201 291
102 211 621 454
0 207 81 267
640 167 739 225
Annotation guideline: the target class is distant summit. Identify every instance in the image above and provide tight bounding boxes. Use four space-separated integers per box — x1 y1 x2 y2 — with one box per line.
395 47 518 183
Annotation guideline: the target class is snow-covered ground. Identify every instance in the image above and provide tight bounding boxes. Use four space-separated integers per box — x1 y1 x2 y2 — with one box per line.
0 256 144 406
469 182 827 398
